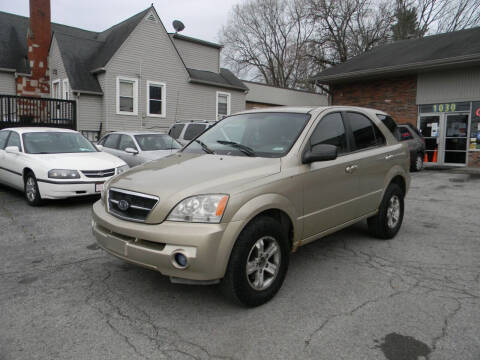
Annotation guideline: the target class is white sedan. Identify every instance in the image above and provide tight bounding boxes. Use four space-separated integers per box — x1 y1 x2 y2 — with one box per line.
0 127 128 205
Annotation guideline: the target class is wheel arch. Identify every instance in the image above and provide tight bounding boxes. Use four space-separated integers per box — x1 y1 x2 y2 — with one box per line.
22 167 35 182
230 193 299 250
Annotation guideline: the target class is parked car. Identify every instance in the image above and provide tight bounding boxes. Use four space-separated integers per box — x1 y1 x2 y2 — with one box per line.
92 107 410 306
168 120 215 145
398 124 426 171
97 131 181 167
0 127 128 206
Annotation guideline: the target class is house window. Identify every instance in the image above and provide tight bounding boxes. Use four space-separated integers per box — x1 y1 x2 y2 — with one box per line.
51 79 61 98
62 79 70 100
116 76 138 115
216 92 231 121
147 81 166 117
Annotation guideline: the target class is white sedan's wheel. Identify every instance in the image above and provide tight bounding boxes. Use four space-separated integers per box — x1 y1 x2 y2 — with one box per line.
24 173 42 206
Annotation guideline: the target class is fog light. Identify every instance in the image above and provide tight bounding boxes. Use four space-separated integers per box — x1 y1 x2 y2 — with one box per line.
173 252 188 268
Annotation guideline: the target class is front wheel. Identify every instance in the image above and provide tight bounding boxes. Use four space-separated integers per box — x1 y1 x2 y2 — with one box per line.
221 216 289 307
24 172 43 206
367 183 404 239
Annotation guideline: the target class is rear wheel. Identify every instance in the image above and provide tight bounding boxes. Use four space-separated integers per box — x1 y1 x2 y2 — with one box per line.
412 153 423 172
367 183 404 239
24 172 42 206
221 216 289 307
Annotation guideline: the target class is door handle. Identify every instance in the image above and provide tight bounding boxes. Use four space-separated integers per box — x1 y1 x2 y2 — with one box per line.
345 165 358 174
385 154 393 160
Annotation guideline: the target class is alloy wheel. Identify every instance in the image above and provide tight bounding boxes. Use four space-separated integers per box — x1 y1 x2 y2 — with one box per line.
246 236 281 291
26 177 37 202
386 195 401 229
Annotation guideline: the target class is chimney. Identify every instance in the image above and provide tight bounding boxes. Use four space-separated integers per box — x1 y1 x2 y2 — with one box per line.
16 0 51 96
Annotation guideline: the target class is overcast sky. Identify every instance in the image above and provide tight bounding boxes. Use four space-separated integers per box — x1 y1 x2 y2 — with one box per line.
0 0 242 43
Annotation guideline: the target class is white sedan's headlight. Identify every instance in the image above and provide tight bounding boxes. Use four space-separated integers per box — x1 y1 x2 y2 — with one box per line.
116 165 129 174
48 169 80 179
167 194 229 223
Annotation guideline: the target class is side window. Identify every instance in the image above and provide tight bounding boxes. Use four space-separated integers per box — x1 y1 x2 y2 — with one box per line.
346 112 379 150
0 131 9 149
310 112 348 154
103 134 120 149
119 135 137 151
399 127 413 140
184 124 207 141
6 131 21 151
169 124 185 139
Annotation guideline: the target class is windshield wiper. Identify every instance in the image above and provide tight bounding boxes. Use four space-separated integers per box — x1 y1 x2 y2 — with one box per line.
217 140 256 157
195 140 215 154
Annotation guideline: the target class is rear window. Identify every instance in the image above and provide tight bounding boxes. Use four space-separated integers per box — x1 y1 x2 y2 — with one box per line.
184 123 207 141
103 134 120 149
169 124 185 139
399 126 414 140
377 114 400 140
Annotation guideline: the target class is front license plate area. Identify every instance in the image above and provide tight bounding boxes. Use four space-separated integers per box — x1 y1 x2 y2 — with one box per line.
95 183 104 192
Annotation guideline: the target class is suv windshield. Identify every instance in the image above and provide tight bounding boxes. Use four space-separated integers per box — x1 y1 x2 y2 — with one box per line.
182 112 311 158
134 134 182 151
23 132 97 154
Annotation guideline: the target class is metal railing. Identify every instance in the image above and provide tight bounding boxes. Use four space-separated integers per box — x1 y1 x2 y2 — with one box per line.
0 95 76 130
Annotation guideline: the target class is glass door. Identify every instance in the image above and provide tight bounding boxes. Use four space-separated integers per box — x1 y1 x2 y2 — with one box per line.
443 114 468 165
419 115 440 163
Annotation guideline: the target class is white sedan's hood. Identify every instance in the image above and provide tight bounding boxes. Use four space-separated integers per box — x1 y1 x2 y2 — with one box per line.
32 151 125 170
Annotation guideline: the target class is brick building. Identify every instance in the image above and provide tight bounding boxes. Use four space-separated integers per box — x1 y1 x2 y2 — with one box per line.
313 27 480 168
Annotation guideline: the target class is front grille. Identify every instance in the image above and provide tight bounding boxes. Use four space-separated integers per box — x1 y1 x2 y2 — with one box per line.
81 168 115 178
108 188 159 222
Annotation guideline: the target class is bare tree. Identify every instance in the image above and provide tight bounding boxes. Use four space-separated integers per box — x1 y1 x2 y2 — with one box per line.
219 0 319 89
307 0 394 64
412 0 480 34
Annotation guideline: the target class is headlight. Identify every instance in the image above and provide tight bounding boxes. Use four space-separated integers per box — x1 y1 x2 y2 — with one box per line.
167 194 229 223
48 169 80 179
116 165 129 174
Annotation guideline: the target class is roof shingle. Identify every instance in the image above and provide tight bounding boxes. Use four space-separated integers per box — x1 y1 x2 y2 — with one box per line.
313 26 480 83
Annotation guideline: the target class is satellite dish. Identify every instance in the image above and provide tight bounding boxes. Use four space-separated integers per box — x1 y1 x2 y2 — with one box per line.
173 20 185 33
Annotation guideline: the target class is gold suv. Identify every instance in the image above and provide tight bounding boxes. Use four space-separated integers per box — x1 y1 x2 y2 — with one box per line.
92 106 410 307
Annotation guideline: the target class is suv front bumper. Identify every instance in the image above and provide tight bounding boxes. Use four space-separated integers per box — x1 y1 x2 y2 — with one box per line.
91 200 244 281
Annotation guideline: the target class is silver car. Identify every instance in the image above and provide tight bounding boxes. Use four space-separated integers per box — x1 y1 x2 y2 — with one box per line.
97 131 181 167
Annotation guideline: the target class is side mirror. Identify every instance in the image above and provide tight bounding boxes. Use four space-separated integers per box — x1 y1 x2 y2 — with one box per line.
125 147 139 155
302 144 337 164
5 146 20 154
96 144 104 151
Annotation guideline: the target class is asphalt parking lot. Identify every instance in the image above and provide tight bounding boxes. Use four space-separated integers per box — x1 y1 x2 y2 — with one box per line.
0 170 479 360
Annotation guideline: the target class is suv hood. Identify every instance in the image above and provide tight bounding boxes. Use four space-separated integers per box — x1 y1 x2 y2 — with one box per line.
109 153 280 200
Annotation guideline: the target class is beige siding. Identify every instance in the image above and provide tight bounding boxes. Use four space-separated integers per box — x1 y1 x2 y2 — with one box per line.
0 72 16 95
245 81 327 107
417 66 480 104
173 38 220 73
49 37 69 98
76 94 103 132
103 12 245 132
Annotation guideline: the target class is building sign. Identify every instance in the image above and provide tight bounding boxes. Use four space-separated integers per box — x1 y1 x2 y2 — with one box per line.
420 102 470 113
470 101 480 150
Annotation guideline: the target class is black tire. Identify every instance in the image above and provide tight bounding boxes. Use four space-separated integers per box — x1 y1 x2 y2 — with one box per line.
221 216 290 307
367 183 404 239
24 172 43 206
411 153 423 172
